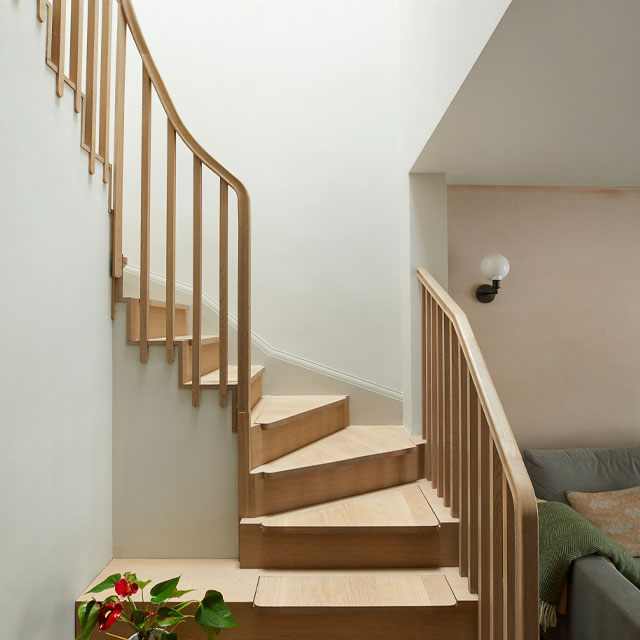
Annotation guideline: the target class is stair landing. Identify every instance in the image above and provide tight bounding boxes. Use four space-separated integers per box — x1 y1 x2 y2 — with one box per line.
78 560 477 640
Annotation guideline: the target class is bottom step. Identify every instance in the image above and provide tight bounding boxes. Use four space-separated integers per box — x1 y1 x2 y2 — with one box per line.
240 481 458 568
78 560 477 640
254 574 455 609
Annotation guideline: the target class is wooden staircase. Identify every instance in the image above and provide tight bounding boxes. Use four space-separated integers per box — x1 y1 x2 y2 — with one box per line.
31 1 538 638
108 294 477 638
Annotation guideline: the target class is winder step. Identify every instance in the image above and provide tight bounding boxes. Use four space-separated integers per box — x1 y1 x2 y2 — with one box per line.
249 426 426 516
250 395 349 467
183 365 265 388
239 481 459 568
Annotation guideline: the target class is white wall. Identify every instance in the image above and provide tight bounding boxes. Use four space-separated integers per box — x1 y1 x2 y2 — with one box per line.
119 0 403 395
0 4 113 639
398 0 512 170
401 174 448 434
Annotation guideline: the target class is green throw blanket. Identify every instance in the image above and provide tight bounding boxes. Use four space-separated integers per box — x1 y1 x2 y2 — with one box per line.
538 501 640 630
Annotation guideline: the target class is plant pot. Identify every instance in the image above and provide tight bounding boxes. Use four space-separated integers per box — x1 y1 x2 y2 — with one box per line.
128 631 168 640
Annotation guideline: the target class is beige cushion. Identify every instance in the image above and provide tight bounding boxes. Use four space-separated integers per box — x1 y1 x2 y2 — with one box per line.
567 485 640 556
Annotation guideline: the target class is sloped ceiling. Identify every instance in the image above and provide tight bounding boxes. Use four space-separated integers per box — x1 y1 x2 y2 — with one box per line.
412 0 640 186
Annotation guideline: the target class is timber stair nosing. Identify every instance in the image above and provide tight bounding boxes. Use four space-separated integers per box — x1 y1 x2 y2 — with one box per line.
256 523 440 534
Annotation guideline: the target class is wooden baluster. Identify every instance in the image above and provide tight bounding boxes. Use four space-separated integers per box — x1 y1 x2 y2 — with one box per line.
112 5 126 279
429 295 437 486
425 291 433 480
192 157 203 407
516 496 540 640
421 286 427 447
99 0 113 183
166 121 176 363
51 0 66 98
490 442 504 640
503 479 516 640
236 194 252 517
468 380 479 594
459 352 469 576
85 0 99 174
38 0 46 23
443 315 451 506
450 331 460 517
139 67 152 363
219 179 229 407
479 410 492 640
69 0 83 113
435 305 442 494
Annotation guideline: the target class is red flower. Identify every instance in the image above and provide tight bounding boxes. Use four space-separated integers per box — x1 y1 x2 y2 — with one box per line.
145 612 157 620
115 578 139 597
98 602 123 630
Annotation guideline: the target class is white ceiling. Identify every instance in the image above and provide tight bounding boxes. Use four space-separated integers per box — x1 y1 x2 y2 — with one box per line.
412 0 640 186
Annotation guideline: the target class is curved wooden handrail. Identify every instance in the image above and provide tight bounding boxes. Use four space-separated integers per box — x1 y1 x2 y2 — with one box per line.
115 0 253 516
417 267 538 640
117 0 251 224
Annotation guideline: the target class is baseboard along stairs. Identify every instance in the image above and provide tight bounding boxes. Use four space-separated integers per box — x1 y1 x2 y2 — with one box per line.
33 0 539 638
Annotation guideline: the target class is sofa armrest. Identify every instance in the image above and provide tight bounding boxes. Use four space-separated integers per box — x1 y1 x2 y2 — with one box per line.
544 555 640 640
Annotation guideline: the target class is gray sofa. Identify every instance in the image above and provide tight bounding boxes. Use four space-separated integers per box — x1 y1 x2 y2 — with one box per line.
523 447 640 640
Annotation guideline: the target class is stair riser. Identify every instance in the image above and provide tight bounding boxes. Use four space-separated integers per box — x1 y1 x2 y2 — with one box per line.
250 444 426 516
239 524 458 569
80 602 477 640
126 298 189 342
251 399 350 468
179 341 220 384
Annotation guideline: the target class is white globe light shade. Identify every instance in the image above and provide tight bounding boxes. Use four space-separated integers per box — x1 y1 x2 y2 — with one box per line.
480 254 510 281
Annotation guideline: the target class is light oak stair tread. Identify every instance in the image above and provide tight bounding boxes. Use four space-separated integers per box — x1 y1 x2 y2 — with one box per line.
250 426 416 475
417 479 459 524
253 574 456 609
251 395 347 429
242 482 438 530
82 559 474 606
184 365 265 387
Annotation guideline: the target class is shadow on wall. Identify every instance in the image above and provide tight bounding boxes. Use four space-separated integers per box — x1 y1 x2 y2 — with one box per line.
121 267 404 427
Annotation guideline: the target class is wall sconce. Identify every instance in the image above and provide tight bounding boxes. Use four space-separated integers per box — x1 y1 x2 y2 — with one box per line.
476 254 510 303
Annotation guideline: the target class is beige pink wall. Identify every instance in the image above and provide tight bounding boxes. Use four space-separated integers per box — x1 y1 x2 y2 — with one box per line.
447 186 640 451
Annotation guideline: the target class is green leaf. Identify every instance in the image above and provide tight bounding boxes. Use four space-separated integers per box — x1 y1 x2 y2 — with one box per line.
150 576 181 604
172 589 195 599
77 601 96 626
174 600 197 612
156 607 186 628
195 590 238 630
74 601 101 640
86 573 121 594
130 609 148 627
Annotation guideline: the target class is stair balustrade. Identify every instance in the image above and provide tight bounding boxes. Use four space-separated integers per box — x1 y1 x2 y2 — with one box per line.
418 267 539 640
38 0 253 518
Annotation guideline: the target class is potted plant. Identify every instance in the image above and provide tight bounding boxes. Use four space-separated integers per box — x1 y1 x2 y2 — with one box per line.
76 572 237 639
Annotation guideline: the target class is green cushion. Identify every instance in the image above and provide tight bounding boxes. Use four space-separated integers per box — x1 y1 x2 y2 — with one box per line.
523 447 640 505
